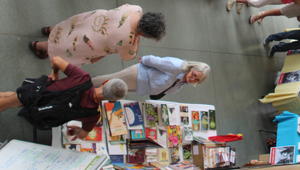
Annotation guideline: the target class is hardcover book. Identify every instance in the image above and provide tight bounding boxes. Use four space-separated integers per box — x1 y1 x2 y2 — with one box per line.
144 103 159 127
130 129 145 140
169 147 180 164
158 148 170 165
201 111 209 131
124 102 144 127
182 144 192 161
157 129 167 148
127 149 145 164
167 125 182 147
104 101 128 136
180 105 189 126
209 110 216 130
183 127 193 142
192 111 200 131
160 104 170 126
146 128 157 141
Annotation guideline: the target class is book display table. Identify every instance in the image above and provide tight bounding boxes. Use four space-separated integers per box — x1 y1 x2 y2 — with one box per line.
260 54 300 113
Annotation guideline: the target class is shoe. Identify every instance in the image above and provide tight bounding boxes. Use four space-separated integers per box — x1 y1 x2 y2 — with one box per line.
268 47 276 57
41 26 51 36
236 3 244 15
28 41 49 59
263 39 270 47
226 0 236 12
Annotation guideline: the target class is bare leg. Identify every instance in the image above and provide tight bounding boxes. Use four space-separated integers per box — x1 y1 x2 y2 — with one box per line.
249 9 282 24
92 65 138 91
0 92 22 112
244 0 282 7
36 41 48 52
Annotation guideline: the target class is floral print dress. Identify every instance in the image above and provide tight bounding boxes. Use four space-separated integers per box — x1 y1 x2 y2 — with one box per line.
48 4 142 66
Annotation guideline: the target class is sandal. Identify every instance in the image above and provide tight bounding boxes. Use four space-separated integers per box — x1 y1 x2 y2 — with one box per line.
28 41 49 59
41 26 51 36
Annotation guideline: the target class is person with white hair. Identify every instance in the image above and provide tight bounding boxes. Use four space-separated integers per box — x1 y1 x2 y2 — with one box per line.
0 56 128 139
92 55 210 99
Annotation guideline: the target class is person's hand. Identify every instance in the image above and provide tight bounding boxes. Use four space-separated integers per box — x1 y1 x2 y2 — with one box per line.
48 70 59 81
67 126 88 141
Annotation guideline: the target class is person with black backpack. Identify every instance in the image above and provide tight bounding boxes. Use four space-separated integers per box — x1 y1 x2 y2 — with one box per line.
0 56 128 139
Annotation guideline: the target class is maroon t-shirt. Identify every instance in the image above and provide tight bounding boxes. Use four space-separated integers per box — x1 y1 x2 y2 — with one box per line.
47 64 100 131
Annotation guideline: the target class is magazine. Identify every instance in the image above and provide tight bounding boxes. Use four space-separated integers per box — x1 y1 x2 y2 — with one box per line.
270 145 295 165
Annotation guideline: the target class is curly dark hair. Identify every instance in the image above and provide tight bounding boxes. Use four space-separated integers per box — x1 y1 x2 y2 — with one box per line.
137 12 166 41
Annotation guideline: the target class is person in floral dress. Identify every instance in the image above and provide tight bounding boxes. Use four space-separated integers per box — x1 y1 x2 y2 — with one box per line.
29 4 166 66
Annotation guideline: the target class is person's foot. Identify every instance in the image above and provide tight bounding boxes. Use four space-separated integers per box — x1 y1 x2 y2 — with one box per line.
41 26 51 36
268 46 276 57
28 41 49 59
236 3 244 15
249 14 263 24
226 0 236 12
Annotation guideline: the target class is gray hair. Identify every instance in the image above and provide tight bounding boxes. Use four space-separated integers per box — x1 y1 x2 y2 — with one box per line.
182 61 211 85
137 12 166 41
103 79 128 100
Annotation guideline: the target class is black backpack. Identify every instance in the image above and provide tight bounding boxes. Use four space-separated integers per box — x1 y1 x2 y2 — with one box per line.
17 75 99 130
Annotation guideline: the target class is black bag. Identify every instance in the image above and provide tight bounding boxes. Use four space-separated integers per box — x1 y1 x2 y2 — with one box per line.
17 76 99 130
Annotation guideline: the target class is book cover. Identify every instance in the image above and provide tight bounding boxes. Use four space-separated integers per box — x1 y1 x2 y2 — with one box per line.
183 127 193 142
270 145 295 165
80 143 94 153
209 110 216 130
124 102 144 127
200 111 209 131
168 104 180 125
146 148 158 163
278 70 300 84
192 111 200 131
168 161 200 170
146 128 157 141
167 125 182 147
160 104 170 126
85 126 102 141
105 101 128 136
157 129 167 148
180 105 189 126
110 155 124 163
169 147 180 164
144 103 159 127
183 144 193 161
158 148 170 165
64 144 81 151
130 129 145 140
127 149 145 164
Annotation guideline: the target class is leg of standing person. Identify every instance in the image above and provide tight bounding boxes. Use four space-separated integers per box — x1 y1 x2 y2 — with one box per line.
265 30 300 45
269 41 300 57
249 8 282 24
41 26 53 36
227 0 282 12
29 41 49 59
0 92 22 112
92 65 138 91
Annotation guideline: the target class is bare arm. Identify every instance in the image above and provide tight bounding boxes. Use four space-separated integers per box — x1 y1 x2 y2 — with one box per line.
49 56 69 80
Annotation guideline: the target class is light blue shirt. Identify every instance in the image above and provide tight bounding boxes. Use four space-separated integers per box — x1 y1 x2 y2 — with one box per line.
136 55 186 96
